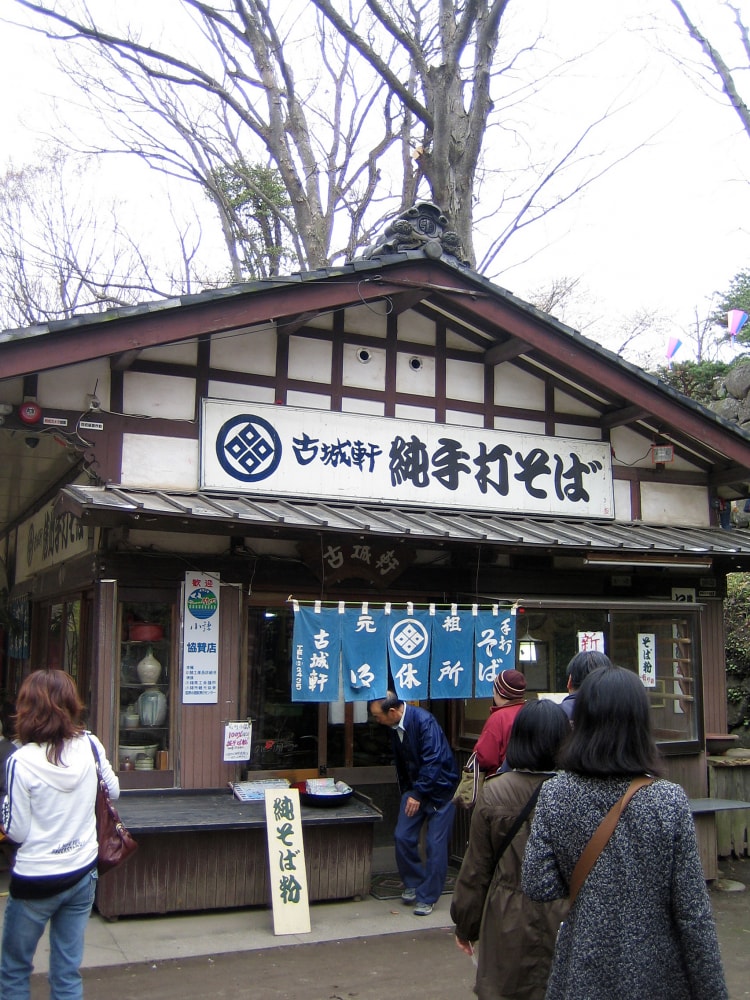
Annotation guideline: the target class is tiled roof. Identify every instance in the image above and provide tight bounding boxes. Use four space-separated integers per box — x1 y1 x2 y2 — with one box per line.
59 484 750 561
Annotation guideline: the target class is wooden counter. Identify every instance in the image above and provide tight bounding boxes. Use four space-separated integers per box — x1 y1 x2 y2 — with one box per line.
95 790 382 920
707 754 750 858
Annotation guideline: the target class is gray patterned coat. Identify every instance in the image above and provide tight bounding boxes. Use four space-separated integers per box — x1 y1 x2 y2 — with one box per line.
521 773 728 1000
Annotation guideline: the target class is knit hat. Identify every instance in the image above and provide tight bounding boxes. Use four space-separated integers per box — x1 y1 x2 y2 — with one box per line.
493 669 526 700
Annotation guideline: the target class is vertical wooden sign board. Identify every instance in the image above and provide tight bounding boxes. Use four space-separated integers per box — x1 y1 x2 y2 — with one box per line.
264 786 311 935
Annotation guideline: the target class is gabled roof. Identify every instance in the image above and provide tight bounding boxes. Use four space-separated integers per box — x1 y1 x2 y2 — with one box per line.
3 228 750 540
0 248 722 436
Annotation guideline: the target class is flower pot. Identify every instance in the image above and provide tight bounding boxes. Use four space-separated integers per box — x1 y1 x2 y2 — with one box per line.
130 622 164 642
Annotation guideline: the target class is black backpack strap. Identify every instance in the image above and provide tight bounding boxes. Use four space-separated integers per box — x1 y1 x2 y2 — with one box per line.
491 780 544 872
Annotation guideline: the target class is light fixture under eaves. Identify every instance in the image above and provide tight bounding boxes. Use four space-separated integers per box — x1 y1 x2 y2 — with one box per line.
517 617 542 662
584 554 713 571
651 444 674 464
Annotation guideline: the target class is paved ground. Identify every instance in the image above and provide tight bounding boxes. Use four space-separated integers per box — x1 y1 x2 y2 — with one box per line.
20 855 750 1000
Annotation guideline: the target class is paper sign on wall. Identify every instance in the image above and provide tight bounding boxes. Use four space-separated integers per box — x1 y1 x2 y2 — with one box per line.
223 721 252 762
638 633 656 688
577 631 605 653
671 588 696 603
264 787 310 935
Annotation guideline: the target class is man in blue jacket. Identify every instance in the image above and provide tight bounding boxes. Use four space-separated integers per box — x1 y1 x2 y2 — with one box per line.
369 692 459 916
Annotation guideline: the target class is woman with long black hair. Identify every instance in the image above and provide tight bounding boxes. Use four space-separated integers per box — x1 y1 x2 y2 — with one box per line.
522 666 727 1000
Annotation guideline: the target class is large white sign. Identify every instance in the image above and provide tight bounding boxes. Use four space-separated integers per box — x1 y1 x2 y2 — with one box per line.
201 401 614 518
16 501 90 583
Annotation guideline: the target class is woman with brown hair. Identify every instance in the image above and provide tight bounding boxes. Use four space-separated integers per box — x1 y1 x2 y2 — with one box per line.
0 670 119 1000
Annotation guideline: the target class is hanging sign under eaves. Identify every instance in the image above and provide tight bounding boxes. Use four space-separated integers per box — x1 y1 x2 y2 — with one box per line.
200 400 614 519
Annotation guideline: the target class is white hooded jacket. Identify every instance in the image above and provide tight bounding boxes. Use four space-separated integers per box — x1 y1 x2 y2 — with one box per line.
2 732 119 879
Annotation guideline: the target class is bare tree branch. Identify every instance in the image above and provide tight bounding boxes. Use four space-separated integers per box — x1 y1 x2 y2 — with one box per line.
668 0 750 141
0 149 190 326
8 1 656 281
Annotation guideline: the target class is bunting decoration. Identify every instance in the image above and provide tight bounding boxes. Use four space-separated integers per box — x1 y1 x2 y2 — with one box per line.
291 601 518 702
728 310 748 341
665 337 682 369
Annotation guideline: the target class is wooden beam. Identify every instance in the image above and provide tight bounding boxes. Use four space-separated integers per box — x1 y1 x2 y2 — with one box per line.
484 337 530 365
396 265 750 470
0 274 408 380
709 465 750 488
390 289 429 314
600 405 651 429
279 311 319 336
110 349 142 371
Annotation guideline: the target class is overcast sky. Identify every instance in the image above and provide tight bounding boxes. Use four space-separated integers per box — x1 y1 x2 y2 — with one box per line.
1 0 749 364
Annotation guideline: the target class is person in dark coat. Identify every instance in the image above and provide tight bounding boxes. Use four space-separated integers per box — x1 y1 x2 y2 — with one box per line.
451 700 570 1000
0 702 18 797
560 650 613 722
369 692 459 916
522 666 728 1000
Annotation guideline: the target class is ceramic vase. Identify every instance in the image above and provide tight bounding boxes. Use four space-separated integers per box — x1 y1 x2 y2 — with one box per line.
136 648 162 685
137 687 168 727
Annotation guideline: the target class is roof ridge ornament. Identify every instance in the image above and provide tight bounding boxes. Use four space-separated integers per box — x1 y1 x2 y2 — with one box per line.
357 201 469 267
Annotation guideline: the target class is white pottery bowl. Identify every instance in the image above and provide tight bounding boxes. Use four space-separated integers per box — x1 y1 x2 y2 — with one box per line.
118 742 158 768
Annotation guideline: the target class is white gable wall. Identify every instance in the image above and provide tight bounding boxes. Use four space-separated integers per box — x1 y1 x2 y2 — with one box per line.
139 341 199 366
123 372 196 420
397 353 436 396
342 345 387 390
288 337 333 382
210 327 276 374
38 359 111 412
97 299 715 528
121 434 199 489
494 365 545 408
641 483 710 528
613 479 632 520
207 382 276 404
446 358 483 402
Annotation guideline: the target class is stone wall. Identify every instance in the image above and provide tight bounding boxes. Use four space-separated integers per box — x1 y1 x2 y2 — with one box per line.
711 362 750 432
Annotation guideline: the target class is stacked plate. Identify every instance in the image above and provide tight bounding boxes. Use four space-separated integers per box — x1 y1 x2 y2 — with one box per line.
134 753 154 770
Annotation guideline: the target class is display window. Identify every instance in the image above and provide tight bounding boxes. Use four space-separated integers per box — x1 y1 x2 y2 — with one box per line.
247 601 702 771
116 595 174 776
459 603 701 750
246 606 392 773
34 596 91 701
